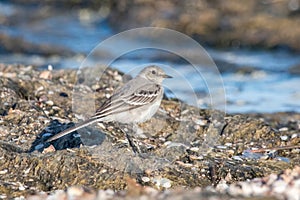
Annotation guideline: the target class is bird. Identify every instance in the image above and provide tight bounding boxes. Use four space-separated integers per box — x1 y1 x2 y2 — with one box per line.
46 65 172 143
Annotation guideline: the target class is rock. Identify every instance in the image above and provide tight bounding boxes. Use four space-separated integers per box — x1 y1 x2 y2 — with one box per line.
0 64 299 199
108 0 300 51
0 33 74 56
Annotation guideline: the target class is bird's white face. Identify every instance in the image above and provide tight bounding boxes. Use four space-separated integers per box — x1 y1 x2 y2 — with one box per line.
139 66 172 84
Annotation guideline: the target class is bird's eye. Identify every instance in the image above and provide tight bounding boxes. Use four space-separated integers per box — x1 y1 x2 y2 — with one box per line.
151 70 156 74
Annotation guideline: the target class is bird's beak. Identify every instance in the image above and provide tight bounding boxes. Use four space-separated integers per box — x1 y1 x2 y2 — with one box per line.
163 74 173 78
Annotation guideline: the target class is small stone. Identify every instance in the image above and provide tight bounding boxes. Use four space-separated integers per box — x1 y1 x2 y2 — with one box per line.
215 179 229 191
161 178 172 188
153 177 172 189
59 92 68 97
45 100 54 106
227 150 235 155
279 127 288 132
232 156 243 161
18 182 26 191
50 104 60 109
114 74 123 82
142 177 150 183
194 119 207 126
48 91 54 95
216 145 227 149
42 145 56 153
225 143 233 147
49 190 66 200
39 70 52 80
193 125 200 130
67 186 96 200
34 144 44 151
24 168 31 174
20 139 28 143
197 155 204 160
190 147 199 152
291 133 298 139
42 132 53 138
0 169 8 174
280 135 288 141
48 65 53 71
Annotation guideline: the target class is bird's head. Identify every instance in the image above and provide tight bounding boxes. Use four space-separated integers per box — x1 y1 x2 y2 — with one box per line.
138 65 172 84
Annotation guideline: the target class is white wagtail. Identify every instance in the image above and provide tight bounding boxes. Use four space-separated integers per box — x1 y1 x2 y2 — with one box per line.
46 65 172 143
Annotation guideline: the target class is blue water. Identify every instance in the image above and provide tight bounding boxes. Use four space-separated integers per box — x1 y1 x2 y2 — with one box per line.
0 2 299 114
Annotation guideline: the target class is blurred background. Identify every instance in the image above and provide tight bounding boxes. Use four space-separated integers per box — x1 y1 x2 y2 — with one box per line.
0 0 300 113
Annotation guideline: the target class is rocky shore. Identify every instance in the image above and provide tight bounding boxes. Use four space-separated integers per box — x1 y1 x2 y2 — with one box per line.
1 0 300 54
108 0 300 51
0 64 299 199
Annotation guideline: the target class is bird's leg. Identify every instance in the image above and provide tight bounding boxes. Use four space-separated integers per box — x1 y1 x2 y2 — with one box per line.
117 123 141 154
125 130 141 154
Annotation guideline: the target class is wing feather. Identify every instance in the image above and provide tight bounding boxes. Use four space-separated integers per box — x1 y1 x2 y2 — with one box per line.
92 83 161 120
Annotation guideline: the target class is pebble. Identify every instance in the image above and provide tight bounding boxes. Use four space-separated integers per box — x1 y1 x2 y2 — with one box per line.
226 150 235 155
59 92 68 97
48 65 53 71
225 143 233 147
215 179 229 191
24 168 31 174
279 127 288 132
232 156 243 161
34 144 44 151
280 135 289 141
164 141 187 148
39 71 52 80
52 106 61 110
41 132 53 138
18 182 26 191
20 139 28 143
218 166 300 199
152 177 172 189
114 74 122 82
216 145 227 149
97 189 115 200
193 119 207 126
291 133 298 139
48 90 54 95
142 177 150 183
67 186 97 200
161 179 172 189
190 147 199 152
42 145 56 153
45 100 54 106
0 169 8 174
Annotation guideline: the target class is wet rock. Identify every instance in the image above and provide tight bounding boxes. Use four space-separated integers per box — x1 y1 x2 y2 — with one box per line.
108 0 300 51
0 33 74 57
